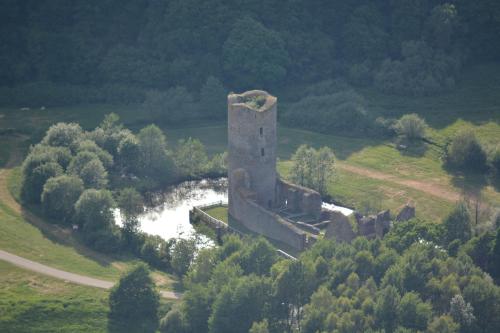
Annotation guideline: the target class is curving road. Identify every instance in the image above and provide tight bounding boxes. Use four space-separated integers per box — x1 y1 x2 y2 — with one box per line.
0 249 182 299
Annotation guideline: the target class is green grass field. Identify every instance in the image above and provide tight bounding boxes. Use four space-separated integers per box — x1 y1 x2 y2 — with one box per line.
0 261 110 333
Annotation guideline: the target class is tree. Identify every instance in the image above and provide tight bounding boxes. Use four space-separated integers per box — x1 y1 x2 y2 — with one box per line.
137 124 172 180
427 315 459 333
222 16 289 89
208 275 271 333
116 188 144 237
75 139 114 169
398 292 432 331
142 86 196 123
21 161 63 203
239 237 277 276
74 189 116 251
445 130 487 172
41 175 84 222
67 151 102 176
449 294 475 328
159 306 186 333
79 158 108 189
249 320 269 333
171 237 197 276
374 286 401 332
394 114 427 141
117 132 141 174
200 76 226 119
174 138 209 178
109 264 159 333
289 145 314 187
443 201 472 244
289 145 335 195
41 122 83 149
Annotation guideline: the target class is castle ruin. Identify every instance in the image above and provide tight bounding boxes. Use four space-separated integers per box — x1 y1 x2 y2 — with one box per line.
228 90 323 251
226 90 411 251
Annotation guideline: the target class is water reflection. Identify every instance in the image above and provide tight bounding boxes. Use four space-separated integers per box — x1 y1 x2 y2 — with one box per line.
115 178 228 242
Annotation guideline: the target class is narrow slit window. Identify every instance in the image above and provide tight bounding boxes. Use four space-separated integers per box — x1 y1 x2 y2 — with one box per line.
261 148 265 156
259 127 263 136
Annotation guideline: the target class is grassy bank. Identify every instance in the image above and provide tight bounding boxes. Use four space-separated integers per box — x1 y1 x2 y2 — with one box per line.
0 261 110 333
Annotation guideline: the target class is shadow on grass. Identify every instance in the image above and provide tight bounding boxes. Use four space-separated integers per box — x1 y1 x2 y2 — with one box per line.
397 139 428 158
20 205 122 268
108 318 157 333
449 171 489 198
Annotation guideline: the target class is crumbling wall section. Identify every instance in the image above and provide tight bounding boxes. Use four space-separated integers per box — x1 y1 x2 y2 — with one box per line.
230 187 307 251
277 179 322 219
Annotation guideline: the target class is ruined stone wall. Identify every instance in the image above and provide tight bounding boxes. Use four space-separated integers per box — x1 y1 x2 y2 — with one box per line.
277 179 322 219
228 91 277 210
230 187 306 251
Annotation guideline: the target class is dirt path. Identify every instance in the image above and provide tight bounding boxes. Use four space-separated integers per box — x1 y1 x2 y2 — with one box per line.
0 137 181 299
337 163 460 202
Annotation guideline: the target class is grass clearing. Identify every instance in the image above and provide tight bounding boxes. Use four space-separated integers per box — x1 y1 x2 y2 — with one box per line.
0 261 110 333
203 206 229 223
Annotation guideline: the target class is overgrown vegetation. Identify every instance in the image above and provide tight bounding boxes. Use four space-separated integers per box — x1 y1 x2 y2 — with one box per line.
157 209 500 333
18 114 227 270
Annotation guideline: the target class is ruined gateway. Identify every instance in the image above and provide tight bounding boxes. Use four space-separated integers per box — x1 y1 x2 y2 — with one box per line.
228 90 323 251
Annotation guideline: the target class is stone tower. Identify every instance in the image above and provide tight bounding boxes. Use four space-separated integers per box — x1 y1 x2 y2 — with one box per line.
228 90 277 216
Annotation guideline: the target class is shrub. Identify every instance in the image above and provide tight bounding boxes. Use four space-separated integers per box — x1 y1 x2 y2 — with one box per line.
445 130 487 172
41 175 84 222
41 122 83 149
109 264 159 332
394 114 427 141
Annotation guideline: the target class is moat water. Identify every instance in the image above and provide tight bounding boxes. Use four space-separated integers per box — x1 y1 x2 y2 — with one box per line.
115 178 353 242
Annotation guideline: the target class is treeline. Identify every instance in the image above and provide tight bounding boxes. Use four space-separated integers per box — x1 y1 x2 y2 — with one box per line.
2 0 500 109
155 203 500 333
19 114 226 268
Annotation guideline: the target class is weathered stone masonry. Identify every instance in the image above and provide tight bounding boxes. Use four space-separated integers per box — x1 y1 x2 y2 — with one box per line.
228 90 321 251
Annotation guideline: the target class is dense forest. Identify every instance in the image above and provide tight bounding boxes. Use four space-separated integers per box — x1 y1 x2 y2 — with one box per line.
2 0 500 110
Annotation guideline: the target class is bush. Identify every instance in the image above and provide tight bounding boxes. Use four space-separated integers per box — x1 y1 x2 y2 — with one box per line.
282 89 371 135
41 175 84 222
394 114 427 141
445 130 487 172
487 145 500 177
109 264 159 332
21 162 63 203
41 122 84 149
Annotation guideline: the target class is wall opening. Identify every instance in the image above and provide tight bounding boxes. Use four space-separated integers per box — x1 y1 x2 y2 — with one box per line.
259 127 263 137
261 148 265 156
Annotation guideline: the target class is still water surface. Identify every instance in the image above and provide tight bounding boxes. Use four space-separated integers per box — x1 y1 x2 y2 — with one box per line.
115 178 353 242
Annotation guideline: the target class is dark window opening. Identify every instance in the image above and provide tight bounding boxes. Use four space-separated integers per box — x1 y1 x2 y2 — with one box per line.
259 127 263 136
261 148 265 156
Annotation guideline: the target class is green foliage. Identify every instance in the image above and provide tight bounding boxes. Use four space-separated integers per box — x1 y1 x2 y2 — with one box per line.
200 76 227 119
79 158 108 189
249 319 269 333
445 130 487 172
21 161 63 203
394 113 427 141
143 86 197 124
159 306 186 333
74 189 117 252
109 264 159 332
171 237 197 277
222 16 289 89
175 138 209 178
289 145 335 195
427 315 459 333
398 292 432 330
41 175 84 222
443 201 472 244
116 187 143 237
41 122 83 149
137 124 173 180
283 89 372 135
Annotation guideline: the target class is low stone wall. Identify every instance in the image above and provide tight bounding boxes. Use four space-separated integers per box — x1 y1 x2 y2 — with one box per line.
231 187 307 251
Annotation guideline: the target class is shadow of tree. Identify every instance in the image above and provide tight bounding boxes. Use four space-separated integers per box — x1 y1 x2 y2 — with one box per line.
450 171 489 198
107 318 158 333
20 205 121 268
398 139 428 158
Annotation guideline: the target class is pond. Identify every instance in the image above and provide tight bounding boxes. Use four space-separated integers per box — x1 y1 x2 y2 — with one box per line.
115 178 228 242
115 177 354 242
